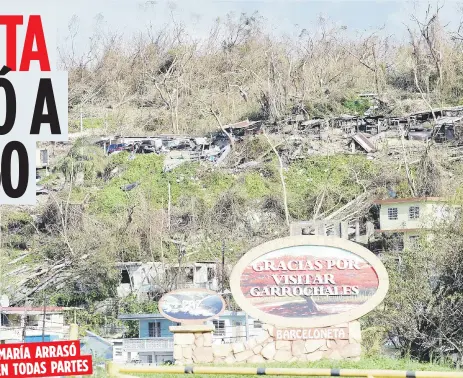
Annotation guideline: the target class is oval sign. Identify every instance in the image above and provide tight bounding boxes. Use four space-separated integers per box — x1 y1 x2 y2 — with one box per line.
230 235 389 328
159 288 226 324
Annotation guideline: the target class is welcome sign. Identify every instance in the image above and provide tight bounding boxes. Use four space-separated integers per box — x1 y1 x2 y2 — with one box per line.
159 288 226 325
230 236 389 328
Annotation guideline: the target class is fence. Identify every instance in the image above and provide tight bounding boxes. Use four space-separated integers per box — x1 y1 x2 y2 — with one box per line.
106 363 463 378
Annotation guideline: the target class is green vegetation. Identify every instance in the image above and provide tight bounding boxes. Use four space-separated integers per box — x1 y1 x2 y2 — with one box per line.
2 211 33 226
342 97 372 115
285 155 379 219
89 150 381 220
243 172 272 199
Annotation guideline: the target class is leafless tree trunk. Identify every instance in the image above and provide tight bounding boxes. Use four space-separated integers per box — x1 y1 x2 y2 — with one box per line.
263 128 290 233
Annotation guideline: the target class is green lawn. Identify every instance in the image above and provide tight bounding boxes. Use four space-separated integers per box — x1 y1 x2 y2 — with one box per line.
96 357 461 378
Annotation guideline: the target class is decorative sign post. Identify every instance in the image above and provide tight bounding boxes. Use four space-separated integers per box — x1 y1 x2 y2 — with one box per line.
225 235 389 363
162 289 226 365
160 288 226 325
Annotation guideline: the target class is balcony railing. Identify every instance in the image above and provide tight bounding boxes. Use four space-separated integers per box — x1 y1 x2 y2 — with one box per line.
122 338 174 352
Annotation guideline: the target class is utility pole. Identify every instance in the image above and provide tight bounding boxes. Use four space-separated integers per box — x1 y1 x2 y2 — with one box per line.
42 294 47 342
21 310 27 342
221 241 225 293
245 313 249 341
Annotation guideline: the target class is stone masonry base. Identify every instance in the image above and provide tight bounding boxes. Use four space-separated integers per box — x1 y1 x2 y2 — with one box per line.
171 321 362 364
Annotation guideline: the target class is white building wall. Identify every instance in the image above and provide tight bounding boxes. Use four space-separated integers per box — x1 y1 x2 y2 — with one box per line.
117 262 221 298
379 201 453 231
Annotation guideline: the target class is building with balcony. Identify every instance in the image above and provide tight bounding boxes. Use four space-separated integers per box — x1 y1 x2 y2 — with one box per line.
116 311 265 364
0 306 72 343
373 197 458 250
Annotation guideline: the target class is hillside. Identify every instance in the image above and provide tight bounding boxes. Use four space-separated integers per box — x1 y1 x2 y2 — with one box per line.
3 4 463 362
1 130 461 307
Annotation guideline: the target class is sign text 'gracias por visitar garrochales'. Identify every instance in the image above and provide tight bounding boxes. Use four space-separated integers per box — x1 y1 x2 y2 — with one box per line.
249 258 361 297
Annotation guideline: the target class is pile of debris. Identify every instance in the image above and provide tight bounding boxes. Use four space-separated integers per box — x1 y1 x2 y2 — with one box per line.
95 120 262 171
91 103 463 171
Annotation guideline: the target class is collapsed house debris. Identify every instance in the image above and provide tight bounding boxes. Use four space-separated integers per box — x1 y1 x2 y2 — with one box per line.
95 120 263 170
92 103 463 172
350 133 376 153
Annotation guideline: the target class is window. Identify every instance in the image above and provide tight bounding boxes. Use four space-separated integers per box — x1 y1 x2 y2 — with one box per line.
148 322 161 337
114 347 122 357
409 235 419 246
45 315 52 321
147 355 153 364
409 206 420 219
253 321 262 329
40 149 49 165
213 320 225 336
121 269 131 284
26 316 39 327
185 268 194 283
387 208 398 220
388 233 404 252
207 267 215 281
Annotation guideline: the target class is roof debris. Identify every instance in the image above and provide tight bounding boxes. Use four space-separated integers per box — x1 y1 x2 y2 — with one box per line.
91 104 463 171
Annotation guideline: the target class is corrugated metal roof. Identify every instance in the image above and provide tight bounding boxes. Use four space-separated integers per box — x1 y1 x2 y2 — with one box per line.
351 133 376 153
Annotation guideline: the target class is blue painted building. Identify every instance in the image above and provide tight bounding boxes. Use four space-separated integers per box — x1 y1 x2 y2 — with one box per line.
24 335 60 342
117 312 265 364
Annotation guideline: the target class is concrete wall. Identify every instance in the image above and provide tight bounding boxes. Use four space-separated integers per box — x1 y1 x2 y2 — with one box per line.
117 262 220 298
379 201 453 231
36 148 49 168
173 322 361 364
138 352 174 364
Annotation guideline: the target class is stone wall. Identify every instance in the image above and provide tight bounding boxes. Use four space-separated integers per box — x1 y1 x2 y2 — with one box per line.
171 321 362 365
172 326 215 365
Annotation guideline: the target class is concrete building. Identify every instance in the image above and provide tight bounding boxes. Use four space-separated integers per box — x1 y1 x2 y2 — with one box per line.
116 311 265 364
0 306 71 342
373 197 457 250
36 147 49 169
117 262 222 299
